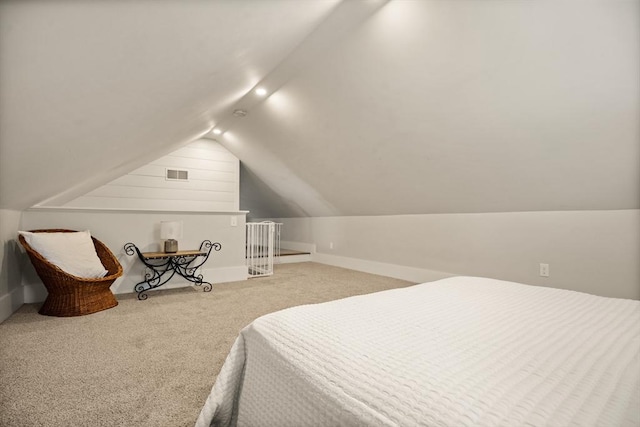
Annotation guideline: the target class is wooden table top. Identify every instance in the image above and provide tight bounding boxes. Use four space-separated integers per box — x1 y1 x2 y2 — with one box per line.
141 250 207 260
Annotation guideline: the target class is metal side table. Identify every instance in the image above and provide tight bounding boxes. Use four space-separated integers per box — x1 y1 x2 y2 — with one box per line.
124 240 221 300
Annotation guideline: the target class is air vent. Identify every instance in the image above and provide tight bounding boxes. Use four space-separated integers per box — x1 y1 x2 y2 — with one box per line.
166 168 189 181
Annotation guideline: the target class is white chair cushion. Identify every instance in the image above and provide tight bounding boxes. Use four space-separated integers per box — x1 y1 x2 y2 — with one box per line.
19 230 109 279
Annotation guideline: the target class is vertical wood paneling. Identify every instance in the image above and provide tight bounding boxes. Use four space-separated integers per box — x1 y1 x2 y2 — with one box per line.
63 139 240 211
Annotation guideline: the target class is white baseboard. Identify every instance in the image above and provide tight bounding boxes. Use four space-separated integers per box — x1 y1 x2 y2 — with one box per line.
311 252 454 284
277 254 312 264
0 287 25 324
115 265 249 295
276 240 314 264
280 241 316 253
23 283 47 304
23 265 250 302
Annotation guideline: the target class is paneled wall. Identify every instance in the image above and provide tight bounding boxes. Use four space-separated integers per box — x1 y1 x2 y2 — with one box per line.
13 138 248 305
62 139 239 211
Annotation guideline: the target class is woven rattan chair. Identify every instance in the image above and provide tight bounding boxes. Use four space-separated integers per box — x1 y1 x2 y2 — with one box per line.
19 229 123 317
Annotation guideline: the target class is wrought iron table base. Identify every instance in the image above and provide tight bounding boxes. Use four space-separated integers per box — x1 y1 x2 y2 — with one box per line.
124 240 221 300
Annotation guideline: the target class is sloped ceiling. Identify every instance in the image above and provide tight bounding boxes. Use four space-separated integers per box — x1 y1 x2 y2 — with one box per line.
1 0 638 217
228 0 640 216
0 0 340 209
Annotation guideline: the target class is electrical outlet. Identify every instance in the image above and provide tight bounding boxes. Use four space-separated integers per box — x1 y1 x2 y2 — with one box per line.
329 242 334 250
230 216 237 227
539 263 549 277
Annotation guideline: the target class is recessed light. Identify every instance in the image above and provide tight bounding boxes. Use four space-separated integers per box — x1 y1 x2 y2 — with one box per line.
212 128 222 135
255 87 267 97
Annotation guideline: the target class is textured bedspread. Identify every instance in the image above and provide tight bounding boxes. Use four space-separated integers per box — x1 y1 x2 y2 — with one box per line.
196 276 640 427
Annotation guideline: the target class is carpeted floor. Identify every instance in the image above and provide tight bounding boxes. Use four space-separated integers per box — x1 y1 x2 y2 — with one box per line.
0 262 412 427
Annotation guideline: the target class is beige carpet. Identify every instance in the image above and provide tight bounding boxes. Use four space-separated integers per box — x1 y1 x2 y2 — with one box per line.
0 262 412 427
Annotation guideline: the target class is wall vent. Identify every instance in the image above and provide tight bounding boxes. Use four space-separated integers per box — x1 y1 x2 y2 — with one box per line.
166 168 189 181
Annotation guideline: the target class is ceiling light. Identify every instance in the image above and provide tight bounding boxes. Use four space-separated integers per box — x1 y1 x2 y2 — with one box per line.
255 87 267 97
212 128 222 135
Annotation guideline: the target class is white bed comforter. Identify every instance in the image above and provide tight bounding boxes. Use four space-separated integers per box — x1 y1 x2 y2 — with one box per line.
196 276 640 427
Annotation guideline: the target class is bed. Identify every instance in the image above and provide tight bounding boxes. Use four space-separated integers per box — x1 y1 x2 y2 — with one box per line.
196 276 640 427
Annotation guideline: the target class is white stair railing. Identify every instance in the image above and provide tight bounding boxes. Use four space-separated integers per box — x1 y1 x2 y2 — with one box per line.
246 222 282 277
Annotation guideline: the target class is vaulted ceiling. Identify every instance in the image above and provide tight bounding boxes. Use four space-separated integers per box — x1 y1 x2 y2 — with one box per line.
0 0 340 209
1 0 638 216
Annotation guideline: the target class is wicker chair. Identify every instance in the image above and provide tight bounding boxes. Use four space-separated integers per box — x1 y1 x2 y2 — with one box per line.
19 229 123 317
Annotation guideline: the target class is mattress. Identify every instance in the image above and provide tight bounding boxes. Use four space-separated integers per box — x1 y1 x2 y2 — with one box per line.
196 276 640 427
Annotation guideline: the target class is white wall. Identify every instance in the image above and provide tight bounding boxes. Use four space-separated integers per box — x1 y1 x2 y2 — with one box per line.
52 139 240 212
20 209 248 302
275 210 640 300
0 209 23 323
